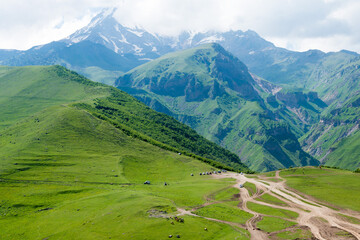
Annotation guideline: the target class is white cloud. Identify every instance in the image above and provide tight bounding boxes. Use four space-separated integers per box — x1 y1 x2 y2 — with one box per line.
0 0 116 50
0 0 360 52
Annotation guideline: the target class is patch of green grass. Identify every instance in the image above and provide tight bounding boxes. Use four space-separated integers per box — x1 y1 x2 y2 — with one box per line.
213 187 239 201
280 167 330 176
245 175 258 179
256 193 288 207
244 182 256 197
194 203 253 224
275 228 313 240
281 167 360 211
266 178 282 182
264 171 276 177
257 216 297 233
338 214 360 224
223 201 240 207
336 230 355 238
247 202 299 219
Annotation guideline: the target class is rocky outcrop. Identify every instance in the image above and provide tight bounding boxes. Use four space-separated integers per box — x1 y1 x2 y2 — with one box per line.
275 91 326 109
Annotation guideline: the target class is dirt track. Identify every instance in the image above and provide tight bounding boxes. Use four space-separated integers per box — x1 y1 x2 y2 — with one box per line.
177 171 360 240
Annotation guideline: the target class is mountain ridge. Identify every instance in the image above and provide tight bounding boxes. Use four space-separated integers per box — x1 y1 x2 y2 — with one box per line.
116 44 318 172
1 8 360 171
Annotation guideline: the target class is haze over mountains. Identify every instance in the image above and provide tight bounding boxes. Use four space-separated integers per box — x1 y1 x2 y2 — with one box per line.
1 8 360 172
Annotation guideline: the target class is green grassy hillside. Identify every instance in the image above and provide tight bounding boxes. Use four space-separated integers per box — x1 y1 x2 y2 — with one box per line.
0 105 249 239
0 65 256 239
304 52 360 105
116 43 318 172
0 65 108 129
301 95 360 170
245 47 360 108
0 65 248 172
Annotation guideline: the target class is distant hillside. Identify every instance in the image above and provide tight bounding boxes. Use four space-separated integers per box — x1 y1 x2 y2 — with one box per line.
301 94 360 170
0 41 145 85
303 52 360 106
116 44 318 172
0 65 249 172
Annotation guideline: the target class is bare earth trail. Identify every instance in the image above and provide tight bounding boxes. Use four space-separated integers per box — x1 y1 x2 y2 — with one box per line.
177 171 360 240
231 171 360 240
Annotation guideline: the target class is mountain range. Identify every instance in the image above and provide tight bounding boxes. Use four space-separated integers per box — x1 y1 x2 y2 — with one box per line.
1 8 360 172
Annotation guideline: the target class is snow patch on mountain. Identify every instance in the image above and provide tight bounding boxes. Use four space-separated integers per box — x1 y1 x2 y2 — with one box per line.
70 35 89 44
127 29 144 37
115 24 121 32
133 45 143 55
198 35 225 44
99 33 110 43
118 34 129 44
111 40 121 53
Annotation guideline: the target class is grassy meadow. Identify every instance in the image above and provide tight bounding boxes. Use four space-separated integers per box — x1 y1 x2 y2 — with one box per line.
280 167 360 211
0 104 246 239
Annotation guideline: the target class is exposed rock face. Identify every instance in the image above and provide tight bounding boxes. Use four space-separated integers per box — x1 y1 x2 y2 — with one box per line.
275 91 326 109
211 49 259 101
276 92 307 108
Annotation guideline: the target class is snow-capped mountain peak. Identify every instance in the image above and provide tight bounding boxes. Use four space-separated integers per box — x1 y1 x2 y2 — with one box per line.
63 8 277 62
64 8 170 58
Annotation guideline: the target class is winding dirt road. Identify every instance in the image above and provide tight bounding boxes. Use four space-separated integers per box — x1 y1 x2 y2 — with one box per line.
177 171 360 240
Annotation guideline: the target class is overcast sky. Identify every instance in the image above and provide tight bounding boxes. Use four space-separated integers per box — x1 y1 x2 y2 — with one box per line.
1 0 360 53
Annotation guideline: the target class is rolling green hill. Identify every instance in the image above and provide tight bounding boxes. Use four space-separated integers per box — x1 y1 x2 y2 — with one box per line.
116 43 318 172
0 64 254 239
0 65 249 172
0 104 250 239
